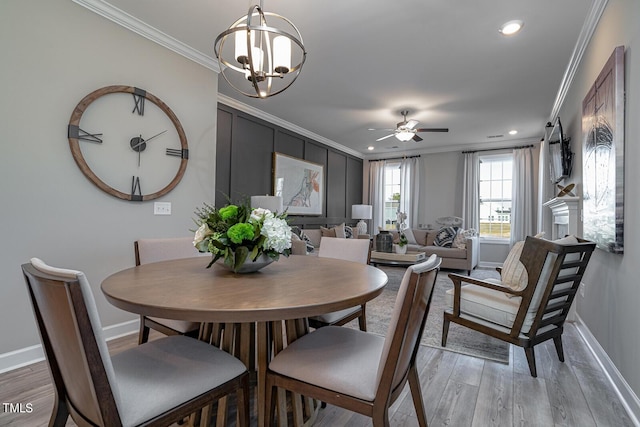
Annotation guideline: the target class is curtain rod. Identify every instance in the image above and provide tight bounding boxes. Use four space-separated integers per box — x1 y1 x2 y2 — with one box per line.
461 144 534 154
368 154 421 162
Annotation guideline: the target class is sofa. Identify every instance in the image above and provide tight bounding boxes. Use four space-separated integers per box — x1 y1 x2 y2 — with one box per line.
386 228 478 274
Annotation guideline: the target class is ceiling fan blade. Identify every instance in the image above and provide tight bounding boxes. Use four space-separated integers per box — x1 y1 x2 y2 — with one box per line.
412 134 423 142
406 119 419 129
415 128 449 133
368 128 396 131
376 134 396 142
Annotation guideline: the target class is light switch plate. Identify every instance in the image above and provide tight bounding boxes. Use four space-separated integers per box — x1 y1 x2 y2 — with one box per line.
153 202 171 215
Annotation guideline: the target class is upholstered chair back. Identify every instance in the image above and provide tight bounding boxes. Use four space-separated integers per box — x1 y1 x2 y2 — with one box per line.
376 255 440 395
23 258 122 425
317 237 370 264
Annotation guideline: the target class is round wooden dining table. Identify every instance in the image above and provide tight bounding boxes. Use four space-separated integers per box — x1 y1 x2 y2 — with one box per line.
101 254 388 426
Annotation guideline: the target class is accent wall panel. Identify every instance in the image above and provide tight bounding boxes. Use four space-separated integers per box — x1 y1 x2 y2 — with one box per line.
215 108 233 207
231 115 274 200
216 103 363 227
326 151 347 219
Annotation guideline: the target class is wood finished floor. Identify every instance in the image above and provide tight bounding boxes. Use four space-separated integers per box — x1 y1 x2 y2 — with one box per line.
0 324 634 427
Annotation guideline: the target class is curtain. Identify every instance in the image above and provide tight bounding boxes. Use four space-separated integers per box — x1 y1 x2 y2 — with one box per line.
462 152 480 231
399 157 420 228
537 138 553 236
368 160 386 234
511 146 535 245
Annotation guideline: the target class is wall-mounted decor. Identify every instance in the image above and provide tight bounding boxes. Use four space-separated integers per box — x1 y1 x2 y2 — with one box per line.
273 152 324 215
581 46 624 253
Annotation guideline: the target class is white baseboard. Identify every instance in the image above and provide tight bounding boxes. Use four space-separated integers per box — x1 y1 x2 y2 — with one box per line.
0 319 139 374
574 315 640 426
478 261 502 269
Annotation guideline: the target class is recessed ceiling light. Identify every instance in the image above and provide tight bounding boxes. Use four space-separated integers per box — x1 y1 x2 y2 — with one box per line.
509 130 518 135
499 20 524 36
367 146 374 151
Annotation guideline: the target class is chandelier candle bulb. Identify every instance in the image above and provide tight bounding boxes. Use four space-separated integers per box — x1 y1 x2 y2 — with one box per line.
273 35 291 74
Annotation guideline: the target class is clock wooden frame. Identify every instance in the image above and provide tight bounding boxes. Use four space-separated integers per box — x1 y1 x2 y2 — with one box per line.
68 85 188 201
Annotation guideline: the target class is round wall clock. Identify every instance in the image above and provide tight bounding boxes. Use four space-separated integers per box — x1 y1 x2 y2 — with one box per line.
68 85 189 201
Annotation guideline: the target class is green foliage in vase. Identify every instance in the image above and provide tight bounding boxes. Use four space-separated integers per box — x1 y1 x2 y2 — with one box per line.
193 200 292 272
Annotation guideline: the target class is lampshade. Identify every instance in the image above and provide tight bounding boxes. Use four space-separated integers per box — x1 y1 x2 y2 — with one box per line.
352 204 372 236
351 204 372 219
214 1 306 99
251 195 283 213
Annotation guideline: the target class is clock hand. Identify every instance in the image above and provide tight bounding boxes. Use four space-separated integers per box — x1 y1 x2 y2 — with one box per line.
131 130 167 151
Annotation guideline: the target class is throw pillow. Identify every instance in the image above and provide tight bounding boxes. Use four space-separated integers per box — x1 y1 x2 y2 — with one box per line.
502 232 546 297
433 226 459 247
402 227 417 245
320 226 336 238
299 229 315 253
344 225 356 239
453 229 467 249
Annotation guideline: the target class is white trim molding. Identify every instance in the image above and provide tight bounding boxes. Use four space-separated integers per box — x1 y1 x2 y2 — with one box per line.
549 0 609 121
0 319 139 374
72 0 220 73
575 315 640 426
219 94 364 159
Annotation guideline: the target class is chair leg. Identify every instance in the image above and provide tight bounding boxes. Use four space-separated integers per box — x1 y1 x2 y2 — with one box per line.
553 336 565 363
265 375 276 427
524 347 537 377
138 316 150 345
441 315 450 347
358 304 367 331
372 404 391 427
236 374 250 427
49 396 69 427
408 364 428 427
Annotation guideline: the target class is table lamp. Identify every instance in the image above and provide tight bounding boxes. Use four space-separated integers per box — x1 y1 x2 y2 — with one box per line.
351 204 372 235
251 195 284 213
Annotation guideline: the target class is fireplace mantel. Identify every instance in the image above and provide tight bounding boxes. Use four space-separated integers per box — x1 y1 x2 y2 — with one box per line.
543 196 580 239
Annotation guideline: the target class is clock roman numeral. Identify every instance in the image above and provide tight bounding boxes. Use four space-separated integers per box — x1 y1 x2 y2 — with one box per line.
130 176 142 201
166 148 189 159
132 88 146 116
68 125 103 143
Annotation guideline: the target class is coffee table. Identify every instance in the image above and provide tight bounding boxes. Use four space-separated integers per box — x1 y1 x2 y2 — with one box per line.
370 250 427 267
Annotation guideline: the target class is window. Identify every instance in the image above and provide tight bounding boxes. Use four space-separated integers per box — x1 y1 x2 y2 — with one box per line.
382 162 401 229
479 154 512 239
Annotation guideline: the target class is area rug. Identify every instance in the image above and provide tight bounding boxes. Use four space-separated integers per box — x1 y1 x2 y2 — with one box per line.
347 266 510 364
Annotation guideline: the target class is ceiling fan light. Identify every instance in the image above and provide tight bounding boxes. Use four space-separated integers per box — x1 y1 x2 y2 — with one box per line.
396 131 414 142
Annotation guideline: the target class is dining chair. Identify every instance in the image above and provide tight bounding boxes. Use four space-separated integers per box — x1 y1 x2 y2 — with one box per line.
22 258 250 427
266 255 441 427
443 235 595 377
308 236 372 331
135 237 203 344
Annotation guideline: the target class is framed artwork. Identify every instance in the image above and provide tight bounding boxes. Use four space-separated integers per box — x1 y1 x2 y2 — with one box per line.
581 46 624 253
273 152 324 215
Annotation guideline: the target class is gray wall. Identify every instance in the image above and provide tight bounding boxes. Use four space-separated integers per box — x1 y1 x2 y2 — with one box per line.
0 1 218 353
557 0 640 397
216 104 364 228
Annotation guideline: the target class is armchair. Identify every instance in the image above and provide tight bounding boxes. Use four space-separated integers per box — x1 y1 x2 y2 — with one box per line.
442 235 595 377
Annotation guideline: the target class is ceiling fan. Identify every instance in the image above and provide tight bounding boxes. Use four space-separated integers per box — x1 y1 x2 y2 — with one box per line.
369 110 448 142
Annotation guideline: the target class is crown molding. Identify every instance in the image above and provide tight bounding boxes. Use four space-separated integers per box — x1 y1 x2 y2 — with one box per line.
549 0 609 121
72 0 220 73
218 94 364 159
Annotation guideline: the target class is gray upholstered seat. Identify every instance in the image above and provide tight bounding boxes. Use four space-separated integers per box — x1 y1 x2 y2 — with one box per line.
266 255 441 426
22 258 249 427
308 236 371 331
